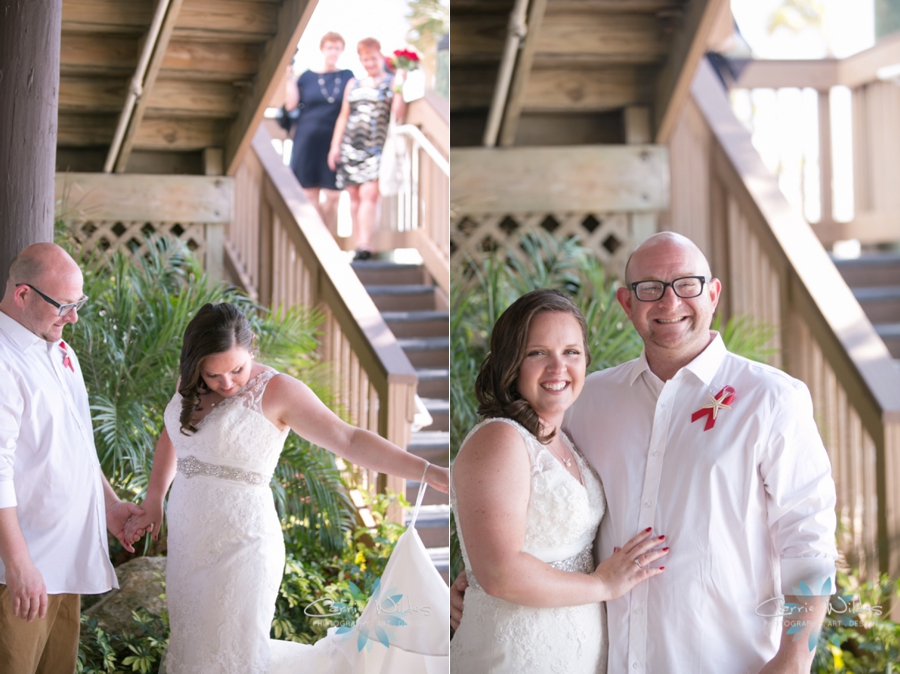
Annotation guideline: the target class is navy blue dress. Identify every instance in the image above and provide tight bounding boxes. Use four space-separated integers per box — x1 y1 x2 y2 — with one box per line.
288 69 353 190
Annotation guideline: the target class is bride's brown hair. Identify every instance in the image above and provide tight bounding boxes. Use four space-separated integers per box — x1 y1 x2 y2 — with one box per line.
178 303 256 435
474 289 591 444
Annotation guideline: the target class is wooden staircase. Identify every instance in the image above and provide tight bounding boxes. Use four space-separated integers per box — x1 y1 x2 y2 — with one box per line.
351 260 451 583
834 252 900 364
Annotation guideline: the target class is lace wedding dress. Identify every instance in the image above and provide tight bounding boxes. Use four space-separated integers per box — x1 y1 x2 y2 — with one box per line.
450 417 609 674
163 369 450 673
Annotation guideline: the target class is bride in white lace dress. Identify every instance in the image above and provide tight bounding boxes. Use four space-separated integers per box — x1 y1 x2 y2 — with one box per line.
123 303 449 674
450 290 669 673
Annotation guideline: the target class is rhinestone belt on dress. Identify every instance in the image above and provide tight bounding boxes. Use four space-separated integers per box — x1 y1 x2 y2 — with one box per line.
177 455 267 486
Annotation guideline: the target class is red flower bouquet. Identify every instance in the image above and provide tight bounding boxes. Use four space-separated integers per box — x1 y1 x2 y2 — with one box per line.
389 48 420 71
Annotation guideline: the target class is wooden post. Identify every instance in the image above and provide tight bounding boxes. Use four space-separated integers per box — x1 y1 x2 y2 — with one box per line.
0 0 62 284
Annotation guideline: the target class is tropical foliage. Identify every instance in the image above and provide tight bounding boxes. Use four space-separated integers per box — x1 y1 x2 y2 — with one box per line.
56 227 356 555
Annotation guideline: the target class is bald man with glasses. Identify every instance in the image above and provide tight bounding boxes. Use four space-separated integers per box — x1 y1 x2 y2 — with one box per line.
0 243 143 674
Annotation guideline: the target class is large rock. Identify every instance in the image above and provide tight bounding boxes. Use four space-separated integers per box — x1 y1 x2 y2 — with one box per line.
84 556 167 635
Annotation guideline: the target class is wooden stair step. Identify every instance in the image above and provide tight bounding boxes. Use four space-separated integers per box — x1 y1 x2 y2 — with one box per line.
382 310 449 337
397 336 449 368
874 323 900 359
852 286 900 323
408 430 450 466
351 260 425 286
405 504 450 549
833 252 900 287
420 397 449 431
365 284 435 311
406 478 449 505
416 367 449 399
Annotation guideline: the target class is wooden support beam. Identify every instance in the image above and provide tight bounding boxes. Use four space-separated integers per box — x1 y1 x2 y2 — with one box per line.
115 0 185 172
655 0 727 143
55 172 232 223
729 59 839 90
450 144 669 213
224 0 318 175
839 31 900 88
522 65 654 112
499 0 549 146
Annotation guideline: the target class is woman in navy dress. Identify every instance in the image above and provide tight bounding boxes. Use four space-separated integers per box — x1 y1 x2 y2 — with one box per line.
283 32 353 234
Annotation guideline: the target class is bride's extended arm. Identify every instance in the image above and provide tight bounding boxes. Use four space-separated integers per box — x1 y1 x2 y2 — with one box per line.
264 373 449 492
454 421 666 608
125 428 177 542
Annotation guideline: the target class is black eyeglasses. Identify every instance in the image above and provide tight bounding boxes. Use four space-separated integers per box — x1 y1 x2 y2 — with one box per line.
629 276 708 302
16 284 89 317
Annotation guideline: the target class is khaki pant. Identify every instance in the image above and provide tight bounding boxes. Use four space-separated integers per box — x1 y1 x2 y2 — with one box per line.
0 585 80 674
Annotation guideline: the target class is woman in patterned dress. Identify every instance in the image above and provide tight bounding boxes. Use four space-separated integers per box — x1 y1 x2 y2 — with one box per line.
328 38 407 260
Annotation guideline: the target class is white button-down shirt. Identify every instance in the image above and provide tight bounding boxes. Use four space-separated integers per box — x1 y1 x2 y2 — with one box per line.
565 334 837 674
0 311 117 595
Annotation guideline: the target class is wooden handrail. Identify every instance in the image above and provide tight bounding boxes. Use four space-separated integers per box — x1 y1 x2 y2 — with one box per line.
691 59 900 584
225 126 418 517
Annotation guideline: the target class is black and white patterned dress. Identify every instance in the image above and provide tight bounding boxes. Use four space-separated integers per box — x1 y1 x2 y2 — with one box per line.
335 75 394 188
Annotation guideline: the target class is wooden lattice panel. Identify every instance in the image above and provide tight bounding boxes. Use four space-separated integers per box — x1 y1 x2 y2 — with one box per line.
70 220 209 264
451 211 632 278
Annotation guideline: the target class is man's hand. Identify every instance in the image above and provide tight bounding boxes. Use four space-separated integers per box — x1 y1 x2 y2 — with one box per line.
6 558 47 622
106 500 144 553
450 570 468 631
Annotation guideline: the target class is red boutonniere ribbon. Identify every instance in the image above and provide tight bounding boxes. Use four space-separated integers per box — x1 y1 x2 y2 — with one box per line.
691 386 735 431
59 341 74 372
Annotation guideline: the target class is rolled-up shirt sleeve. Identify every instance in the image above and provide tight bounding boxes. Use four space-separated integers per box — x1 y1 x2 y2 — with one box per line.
760 381 838 595
0 368 23 508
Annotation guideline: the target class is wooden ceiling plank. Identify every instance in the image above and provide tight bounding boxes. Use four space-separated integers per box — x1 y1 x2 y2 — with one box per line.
522 66 654 112
160 40 262 78
115 0 186 172
133 118 226 150
59 76 129 113
58 113 117 147
499 0 550 146
62 0 153 33
536 10 668 60
224 0 319 175
545 0 682 10
654 0 727 143
143 79 242 118
175 0 278 38
450 14 509 62
60 33 137 76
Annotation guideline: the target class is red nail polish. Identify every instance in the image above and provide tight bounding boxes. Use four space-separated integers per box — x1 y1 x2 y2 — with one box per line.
660 566 665 571
645 527 652 532
658 535 665 540
662 547 669 552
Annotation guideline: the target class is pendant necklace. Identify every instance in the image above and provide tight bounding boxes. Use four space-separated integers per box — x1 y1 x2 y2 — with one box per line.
318 72 343 104
549 441 572 468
